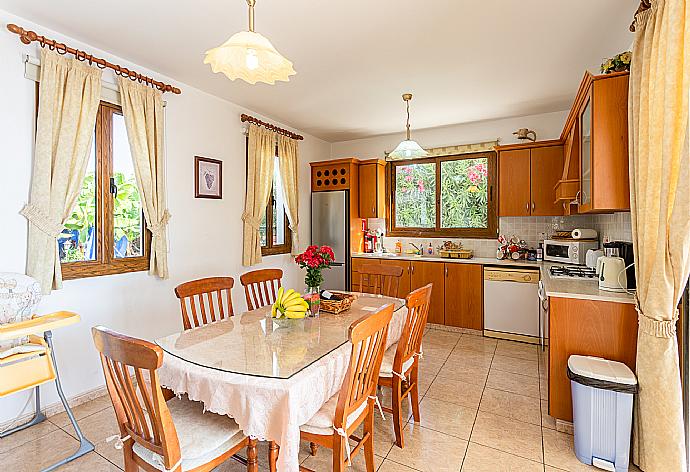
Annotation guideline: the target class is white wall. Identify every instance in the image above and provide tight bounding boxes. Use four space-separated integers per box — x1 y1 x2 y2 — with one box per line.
330 110 569 160
0 10 330 423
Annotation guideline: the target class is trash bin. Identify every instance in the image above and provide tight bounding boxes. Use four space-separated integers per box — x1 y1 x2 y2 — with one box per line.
567 355 638 472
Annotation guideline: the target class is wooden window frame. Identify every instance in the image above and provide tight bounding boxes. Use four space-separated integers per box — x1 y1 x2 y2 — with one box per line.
387 151 498 239
61 101 151 280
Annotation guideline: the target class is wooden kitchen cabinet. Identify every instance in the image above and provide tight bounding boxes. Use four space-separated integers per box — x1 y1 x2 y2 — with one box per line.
498 149 531 216
497 142 564 217
410 261 445 325
358 159 386 219
444 263 483 329
548 297 638 422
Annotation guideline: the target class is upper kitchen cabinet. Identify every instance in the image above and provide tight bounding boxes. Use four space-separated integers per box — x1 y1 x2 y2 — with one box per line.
310 158 359 192
497 141 564 217
562 71 630 213
358 159 386 218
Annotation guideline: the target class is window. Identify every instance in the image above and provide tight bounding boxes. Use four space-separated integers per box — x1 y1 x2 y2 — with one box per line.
59 101 150 279
260 155 292 256
389 151 498 238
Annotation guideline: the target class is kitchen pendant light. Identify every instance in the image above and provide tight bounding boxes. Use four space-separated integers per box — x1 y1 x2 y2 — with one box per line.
204 0 296 85
388 93 428 160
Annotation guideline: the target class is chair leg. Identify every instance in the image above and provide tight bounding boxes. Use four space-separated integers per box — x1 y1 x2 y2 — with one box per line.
332 434 344 472
268 441 279 472
409 365 421 423
309 441 319 456
391 377 405 449
363 409 376 472
123 445 138 472
247 438 258 472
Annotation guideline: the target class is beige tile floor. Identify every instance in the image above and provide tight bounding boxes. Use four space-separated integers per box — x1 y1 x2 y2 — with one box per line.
0 329 640 471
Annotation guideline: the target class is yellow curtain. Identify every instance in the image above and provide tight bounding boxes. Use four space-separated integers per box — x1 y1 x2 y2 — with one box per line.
21 49 102 293
278 134 300 255
243 124 276 266
629 1 690 470
117 78 171 279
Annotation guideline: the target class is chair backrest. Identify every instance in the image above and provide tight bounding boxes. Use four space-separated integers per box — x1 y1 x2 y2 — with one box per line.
334 303 394 430
91 326 181 470
394 284 433 372
174 277 235 330
355 264 404 298
239 269 283 311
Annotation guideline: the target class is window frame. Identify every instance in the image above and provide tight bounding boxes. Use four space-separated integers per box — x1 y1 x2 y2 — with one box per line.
387 151 498 239
60 101 151 280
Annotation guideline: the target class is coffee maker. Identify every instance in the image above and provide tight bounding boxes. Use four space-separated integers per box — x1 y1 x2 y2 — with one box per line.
604 241 636 290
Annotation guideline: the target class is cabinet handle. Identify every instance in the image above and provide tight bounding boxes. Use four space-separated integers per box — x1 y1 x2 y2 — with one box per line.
372 206 376 215
445 266 448 277
526 202 530 212
532 202 535 211
411 266 415 275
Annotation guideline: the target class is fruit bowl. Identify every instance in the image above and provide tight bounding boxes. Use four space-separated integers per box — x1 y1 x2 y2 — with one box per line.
271 288 309 320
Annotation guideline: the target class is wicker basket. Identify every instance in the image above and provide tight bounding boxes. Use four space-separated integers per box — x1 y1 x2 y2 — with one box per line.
438 249 474 259
320 292 356 314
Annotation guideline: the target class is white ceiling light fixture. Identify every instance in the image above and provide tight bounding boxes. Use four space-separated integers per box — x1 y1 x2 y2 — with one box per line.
388 93 428 160
204 0 296 85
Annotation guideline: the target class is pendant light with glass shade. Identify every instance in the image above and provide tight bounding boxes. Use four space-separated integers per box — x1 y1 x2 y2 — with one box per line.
388 93 428 159
204 0 296 85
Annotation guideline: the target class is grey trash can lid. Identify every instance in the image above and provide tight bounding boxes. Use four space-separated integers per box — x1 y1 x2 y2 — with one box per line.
568 355 637 386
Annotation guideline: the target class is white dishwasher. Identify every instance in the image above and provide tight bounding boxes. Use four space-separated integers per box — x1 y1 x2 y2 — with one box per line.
483 267 540 344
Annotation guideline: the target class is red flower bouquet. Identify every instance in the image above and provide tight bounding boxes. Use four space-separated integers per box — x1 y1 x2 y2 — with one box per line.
295 245 335 289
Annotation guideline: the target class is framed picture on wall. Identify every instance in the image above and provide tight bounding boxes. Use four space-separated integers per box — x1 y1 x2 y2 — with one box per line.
194 156 222 199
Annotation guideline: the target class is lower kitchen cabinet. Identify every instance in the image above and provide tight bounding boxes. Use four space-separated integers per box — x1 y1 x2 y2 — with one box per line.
410 261 445 325
444 264 483 330
548 297 638 422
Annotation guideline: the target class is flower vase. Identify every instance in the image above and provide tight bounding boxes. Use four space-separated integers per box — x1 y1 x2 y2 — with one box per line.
304 286 320 317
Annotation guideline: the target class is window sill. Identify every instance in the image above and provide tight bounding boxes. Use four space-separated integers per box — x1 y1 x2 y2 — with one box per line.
386 229 498 239
61 259 149 280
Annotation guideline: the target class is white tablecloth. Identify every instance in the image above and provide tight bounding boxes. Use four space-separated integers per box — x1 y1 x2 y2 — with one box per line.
157 305 407 472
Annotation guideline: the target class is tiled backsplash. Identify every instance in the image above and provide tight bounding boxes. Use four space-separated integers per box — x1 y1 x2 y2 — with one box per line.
369 212 632 259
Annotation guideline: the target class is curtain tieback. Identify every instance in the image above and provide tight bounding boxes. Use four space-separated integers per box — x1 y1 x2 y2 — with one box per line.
242 213 262 230
148 210 171 239
20 204 64 238
636 304 679 338
289 223 299 233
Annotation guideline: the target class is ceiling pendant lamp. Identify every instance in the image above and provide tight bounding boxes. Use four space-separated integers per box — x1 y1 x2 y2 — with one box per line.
204 0 296 85
388 93 428 160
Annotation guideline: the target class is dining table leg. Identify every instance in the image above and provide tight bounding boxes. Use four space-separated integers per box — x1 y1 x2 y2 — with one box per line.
269 441 279 472
248 438 258 472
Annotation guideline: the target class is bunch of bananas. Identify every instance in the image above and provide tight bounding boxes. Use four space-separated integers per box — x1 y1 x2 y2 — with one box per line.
272 287 309 319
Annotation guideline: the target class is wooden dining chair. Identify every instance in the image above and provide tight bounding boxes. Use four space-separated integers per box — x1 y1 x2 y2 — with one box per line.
354 264 404 298
91 326 258 472
377 283 432 448
297 304 395 472
239 269 283 311
174 277 235 330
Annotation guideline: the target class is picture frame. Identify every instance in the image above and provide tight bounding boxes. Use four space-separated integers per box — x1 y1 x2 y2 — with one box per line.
194 156 223 199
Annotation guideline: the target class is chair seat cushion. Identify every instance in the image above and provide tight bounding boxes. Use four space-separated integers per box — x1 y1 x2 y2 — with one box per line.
300 393 368 436
378 343 415 378
133 397 245 471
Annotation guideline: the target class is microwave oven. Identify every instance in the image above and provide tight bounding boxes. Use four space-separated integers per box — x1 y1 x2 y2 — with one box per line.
543 239 599 265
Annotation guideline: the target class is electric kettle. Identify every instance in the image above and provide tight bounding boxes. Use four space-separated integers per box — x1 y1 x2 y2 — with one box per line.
596 256 628 292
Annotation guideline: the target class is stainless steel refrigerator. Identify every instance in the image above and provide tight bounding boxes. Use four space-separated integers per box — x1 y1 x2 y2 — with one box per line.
311 191 350 291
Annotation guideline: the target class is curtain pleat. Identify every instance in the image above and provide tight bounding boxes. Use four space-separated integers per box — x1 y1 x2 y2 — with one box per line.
243 124 276 266
117 78 171 279
629 1 690 470
278 134 300 255
21 49 102 294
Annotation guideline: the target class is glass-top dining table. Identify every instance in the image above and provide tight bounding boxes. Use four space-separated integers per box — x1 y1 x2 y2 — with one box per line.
155 293 407 472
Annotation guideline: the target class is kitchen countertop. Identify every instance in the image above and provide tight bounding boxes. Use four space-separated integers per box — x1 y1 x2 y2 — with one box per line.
351 253 637 305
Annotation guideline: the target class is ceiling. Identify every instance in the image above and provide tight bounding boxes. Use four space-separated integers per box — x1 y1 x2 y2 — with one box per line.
0 1 636 142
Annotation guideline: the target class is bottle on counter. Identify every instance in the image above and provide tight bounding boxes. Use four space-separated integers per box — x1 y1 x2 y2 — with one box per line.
427 243 433 255
537 242 543 261
395 240 402 254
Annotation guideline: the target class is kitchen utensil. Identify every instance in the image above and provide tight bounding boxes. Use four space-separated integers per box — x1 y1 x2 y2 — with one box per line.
572 228 598 239
597 256 628 292
586 249 604 270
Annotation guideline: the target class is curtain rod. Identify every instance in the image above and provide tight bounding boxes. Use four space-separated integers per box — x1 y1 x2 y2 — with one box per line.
241 114 304 140
629 0 651 32
6 23 181 95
